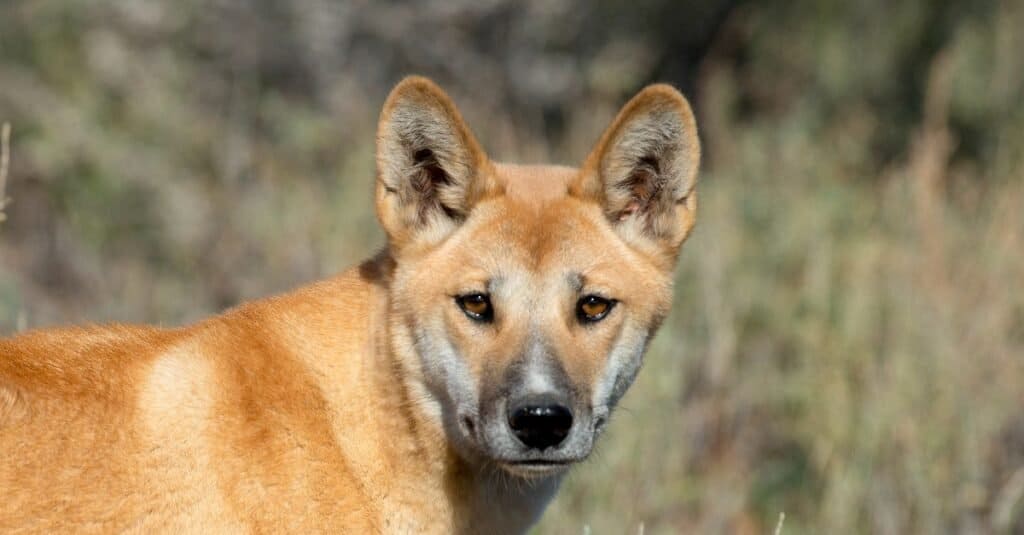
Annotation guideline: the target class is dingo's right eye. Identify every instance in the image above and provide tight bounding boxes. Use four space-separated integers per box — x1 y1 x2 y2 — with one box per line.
456 294 493 322
577 295 615 323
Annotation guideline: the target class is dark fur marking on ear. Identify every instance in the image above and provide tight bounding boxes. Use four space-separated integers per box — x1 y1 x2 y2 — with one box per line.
638 155 661 175
408 148 463 222
412 148 434 164
613 154 668 221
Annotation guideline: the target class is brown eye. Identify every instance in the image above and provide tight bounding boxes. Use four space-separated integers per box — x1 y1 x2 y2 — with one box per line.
577 295 615 323
456 294 493 322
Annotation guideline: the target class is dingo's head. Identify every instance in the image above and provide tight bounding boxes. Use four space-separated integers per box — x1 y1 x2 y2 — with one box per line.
376 77 699 478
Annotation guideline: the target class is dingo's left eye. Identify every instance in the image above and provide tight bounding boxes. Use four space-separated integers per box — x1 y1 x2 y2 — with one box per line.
577 295 615 322
456 293 493 322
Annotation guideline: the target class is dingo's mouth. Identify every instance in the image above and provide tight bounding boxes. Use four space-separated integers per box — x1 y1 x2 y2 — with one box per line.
498 458 578 478
508 460 569 466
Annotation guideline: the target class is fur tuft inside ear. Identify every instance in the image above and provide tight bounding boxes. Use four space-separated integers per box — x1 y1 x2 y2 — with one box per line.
573 84 701 259
375 76 493 247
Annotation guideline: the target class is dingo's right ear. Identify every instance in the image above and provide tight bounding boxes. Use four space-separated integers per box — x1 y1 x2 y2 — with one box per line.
375 76 495 249
573 84 700 265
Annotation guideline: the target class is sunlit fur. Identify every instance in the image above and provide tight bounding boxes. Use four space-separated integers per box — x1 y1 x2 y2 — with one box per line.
0 76 699 533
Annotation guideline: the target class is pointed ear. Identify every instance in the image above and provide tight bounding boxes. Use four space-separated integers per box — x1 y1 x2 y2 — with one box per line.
375 76 495 248
572 84 700 261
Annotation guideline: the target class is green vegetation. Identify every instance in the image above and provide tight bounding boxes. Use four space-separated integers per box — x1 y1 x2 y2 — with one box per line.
1 1 1022 532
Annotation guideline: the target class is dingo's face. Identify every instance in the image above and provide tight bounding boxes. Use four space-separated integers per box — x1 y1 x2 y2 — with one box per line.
376 78 699 478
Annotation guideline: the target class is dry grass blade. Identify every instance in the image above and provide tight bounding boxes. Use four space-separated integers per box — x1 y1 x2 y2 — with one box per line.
0 122 10 222
774 512 786 535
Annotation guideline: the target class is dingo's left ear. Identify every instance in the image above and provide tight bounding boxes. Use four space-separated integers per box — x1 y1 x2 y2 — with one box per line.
573 84 700 261
375 76 495 249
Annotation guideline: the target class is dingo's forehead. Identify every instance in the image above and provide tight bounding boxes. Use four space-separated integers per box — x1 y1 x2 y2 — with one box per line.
428 190 666 293
457 195 608 267
493 163 578 205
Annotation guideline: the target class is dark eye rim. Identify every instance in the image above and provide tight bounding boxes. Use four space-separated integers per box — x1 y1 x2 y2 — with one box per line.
455 293 494 322
576 295 617 323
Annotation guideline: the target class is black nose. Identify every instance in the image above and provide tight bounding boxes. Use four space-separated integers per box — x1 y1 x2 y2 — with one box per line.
507 397 574 450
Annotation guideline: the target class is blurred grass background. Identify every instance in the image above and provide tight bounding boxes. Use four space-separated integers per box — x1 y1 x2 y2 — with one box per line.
2 1 1024 533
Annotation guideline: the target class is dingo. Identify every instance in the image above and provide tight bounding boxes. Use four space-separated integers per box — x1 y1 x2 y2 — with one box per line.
0 76 699 533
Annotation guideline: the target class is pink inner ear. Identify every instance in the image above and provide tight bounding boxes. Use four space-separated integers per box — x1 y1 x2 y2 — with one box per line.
618 202 640 221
